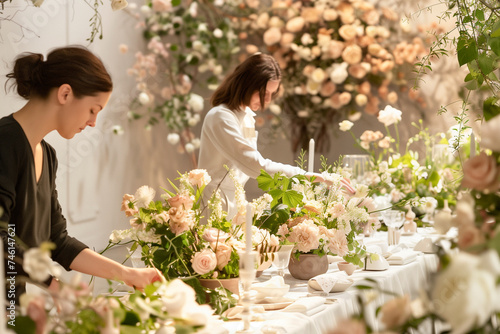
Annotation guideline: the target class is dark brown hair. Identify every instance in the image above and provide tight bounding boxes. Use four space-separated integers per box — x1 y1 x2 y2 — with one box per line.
6 45 112 99
211 53 281 112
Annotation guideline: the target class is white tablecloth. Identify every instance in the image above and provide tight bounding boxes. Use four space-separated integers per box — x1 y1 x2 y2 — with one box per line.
223 229 441 334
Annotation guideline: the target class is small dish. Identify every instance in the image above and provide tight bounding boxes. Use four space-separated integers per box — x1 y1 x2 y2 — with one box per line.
255 297 295 310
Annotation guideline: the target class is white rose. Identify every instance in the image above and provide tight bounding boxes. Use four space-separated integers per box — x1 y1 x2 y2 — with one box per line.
432 252 500 334
138 92 150 105
188 93 204 113
269 104 281 115
213 28 223 38
339 120 354 132
480 114 500 152
378 105 402 126
330 63 348 84
188 1 198 17
185 143 195 153
167 133 180 145
157 279 196 318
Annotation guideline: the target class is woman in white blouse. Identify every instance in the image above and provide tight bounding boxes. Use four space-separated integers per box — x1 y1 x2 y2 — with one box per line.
198 53 334 220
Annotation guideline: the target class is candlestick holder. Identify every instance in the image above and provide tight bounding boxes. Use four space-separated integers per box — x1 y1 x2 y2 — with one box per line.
236 251 257 334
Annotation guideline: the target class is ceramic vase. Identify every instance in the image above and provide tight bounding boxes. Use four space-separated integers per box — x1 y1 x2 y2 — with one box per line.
288 253 328 280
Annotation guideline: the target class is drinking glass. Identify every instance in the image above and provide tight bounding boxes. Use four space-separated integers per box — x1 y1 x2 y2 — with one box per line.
272 244 295 277
381 210 405 245
342 154 370 184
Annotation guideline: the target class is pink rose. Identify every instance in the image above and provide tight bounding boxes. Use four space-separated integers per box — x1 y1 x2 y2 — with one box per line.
168 194 194 210
288 219 320 253
461 152 500 192
168 207 194 235
320 81 336 97
121 194 138 217
380 295 412 329
202 228 230 243
211 242 233 270
191 249 217 275
326 40 345 59
301 7 320 23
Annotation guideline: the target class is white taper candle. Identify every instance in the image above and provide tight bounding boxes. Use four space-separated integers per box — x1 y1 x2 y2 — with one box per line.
308 138 314 173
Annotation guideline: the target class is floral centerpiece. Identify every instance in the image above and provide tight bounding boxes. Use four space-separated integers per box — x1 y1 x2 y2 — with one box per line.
108 169 245 314
122 0 241 166
8 244 225 334
255 160 374 268
339 106 461 223
236 0 430 151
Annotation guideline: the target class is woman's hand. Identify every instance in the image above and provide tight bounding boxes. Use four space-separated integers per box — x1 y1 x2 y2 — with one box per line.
305 173 356 195
121 267 164 291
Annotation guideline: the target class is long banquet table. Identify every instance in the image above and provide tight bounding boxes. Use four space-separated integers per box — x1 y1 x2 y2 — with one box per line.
223 229 444 334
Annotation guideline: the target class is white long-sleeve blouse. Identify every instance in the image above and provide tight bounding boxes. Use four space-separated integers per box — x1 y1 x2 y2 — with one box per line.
198 104 304 218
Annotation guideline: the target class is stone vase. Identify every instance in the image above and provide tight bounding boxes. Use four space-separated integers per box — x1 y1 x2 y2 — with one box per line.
288 253 328 280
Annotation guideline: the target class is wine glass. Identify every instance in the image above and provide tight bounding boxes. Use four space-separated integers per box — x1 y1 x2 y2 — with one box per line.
272 244 295 277
381 210 405 245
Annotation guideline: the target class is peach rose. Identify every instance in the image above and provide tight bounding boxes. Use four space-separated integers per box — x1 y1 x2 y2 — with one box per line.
380 295 412 329
286 16 305 33
339 25 357 41
168 194 194 210
211 242 233 270
280 32 295 48
387 91 398 104
188 169 211 188
168 207 194 235
342 45 362 64
362 9 380 25
202 228 230 243
379 60 395 72
461 152 500 192
326 40 345 59
263 27 282 45
191 249 217 275
323 9 338 21
311 68 326 83
301 7 320 23
288 219 320 253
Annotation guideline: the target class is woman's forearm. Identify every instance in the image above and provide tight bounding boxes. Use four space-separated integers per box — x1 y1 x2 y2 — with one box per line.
69 248 127 281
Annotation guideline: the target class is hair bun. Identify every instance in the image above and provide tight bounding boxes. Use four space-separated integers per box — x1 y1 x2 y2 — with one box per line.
8 53 45 99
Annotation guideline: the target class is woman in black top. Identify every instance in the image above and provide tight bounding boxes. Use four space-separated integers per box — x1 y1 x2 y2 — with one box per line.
0 46 162 302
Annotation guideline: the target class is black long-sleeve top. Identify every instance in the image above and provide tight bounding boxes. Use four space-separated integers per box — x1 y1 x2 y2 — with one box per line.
0 114 88 297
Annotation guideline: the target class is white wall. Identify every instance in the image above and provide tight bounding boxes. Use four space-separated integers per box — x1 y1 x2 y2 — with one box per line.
0 0 192 255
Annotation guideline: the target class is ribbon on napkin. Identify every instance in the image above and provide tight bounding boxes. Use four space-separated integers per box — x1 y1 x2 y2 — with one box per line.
281 296 326 316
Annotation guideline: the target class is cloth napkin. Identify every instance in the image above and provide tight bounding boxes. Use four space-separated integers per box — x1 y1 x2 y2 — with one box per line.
386 249 419 265
307 272 352 293
281 296 326 316
222 305 267 320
